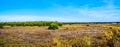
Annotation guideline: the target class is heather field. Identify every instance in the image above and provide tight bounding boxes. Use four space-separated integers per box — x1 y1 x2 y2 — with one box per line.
0 23 120 47
0 0 120 47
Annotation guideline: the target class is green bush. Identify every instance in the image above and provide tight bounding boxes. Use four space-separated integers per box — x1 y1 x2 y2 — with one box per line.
48 23 59 30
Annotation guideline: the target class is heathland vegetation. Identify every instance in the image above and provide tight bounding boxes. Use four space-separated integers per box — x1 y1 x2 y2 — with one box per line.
0 21 120 47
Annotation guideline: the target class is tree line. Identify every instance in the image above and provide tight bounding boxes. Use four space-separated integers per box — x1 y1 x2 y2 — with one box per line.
0 21 62 28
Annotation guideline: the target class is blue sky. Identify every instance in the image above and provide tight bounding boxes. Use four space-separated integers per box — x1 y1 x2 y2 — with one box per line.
0 0 120 22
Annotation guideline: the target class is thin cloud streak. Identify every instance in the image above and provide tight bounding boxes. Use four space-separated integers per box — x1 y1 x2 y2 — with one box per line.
51 0 120 22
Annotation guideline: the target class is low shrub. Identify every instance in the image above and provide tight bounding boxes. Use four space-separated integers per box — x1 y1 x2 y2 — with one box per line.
48 23 59 30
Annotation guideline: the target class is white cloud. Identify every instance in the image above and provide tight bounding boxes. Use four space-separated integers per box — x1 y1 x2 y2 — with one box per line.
0 15 78 22
50 0 120 22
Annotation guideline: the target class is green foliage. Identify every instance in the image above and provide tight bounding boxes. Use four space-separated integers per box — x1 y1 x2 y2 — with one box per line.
0 39 6 45
0 21 62 27
58 23 62 26
0 25 3 28
48 23 59 30
0 23 3 28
